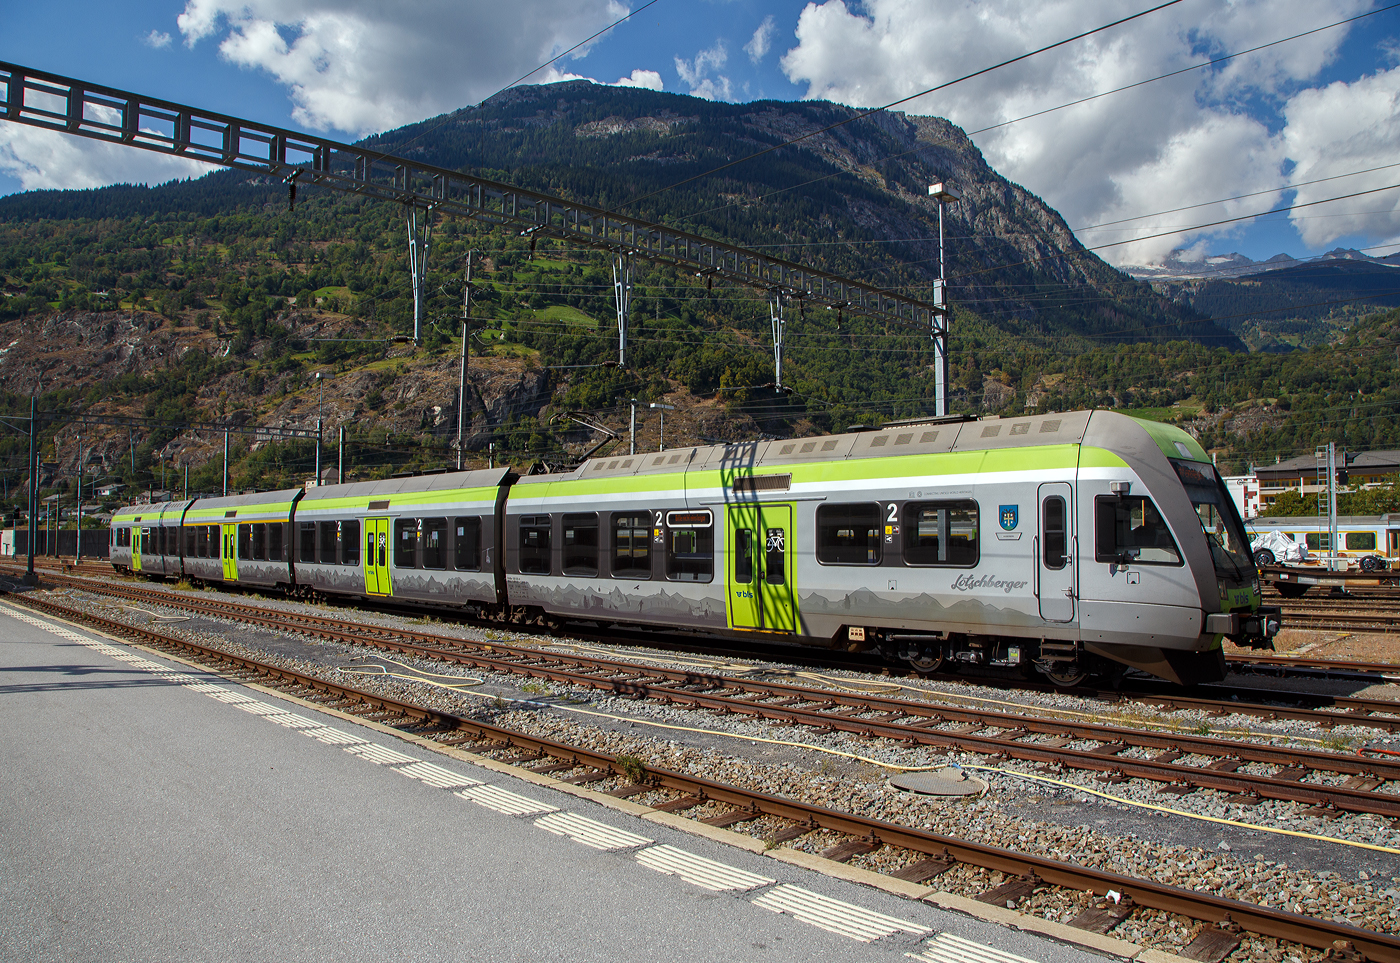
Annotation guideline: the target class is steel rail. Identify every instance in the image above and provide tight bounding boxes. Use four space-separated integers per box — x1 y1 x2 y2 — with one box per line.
9 589 1398 962
12 561 1400 724
0 61 943 332
26 571 1400 818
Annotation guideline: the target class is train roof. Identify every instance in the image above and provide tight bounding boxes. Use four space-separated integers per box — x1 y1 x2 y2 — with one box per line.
111 499 194 523
299 467 511 503
520 409 1207 485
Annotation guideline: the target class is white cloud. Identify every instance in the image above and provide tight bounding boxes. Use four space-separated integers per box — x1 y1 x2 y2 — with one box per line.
744 15 776 63
675 40 733 101
778 0 1381 264
0 124 211 193
614 68 664 91
1282 66 1400 248
143 29 173 48
176 0 629 135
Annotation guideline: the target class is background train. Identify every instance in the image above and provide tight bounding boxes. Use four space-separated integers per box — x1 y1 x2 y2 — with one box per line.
1248 515 1400 571
110 409 1279 687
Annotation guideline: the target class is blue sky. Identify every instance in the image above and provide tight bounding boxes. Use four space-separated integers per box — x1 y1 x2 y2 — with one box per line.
2 0 1399 269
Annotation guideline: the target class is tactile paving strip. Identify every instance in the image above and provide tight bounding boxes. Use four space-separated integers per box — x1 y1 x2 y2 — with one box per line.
752 884 929 942
455 784 560 816
534 811 654 851
635 844 774 892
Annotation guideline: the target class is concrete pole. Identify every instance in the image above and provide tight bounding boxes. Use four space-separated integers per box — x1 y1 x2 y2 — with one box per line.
75 431 81 561
629 399 637 456
338 426 345 484
457 250 473 471
223 430 229 496
25 396 35 583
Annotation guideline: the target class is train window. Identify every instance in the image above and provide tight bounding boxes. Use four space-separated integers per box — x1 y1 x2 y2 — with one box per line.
394 519 416 568
611 514 651 578
734 529 754 582
1304 533 1330 552
185 527 196 557
268 523 283 562
666 510 713 582
1094 496 1181 565
194 526 206 558
1346 532 1377 551
237 525 251 560
453 517 479 571
1043 496 1067 570
207 526 218 556
252 523 267 561
422 517 447 570
299 522 317 563
764 526 787 585
519 515 551 574
1172 460 1253 578
342 520 360 566
902 501 979 567
562 513 599 577
320 521 339 565
816 504 882 565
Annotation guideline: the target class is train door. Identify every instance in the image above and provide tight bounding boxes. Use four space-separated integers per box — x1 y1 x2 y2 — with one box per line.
725 504 796 632
1389 528 1400 561
131 528 143 573
364 517 392 595
1037 482 1075 622
221 524 238 581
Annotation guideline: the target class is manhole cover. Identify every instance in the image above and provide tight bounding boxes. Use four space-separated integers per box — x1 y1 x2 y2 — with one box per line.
889 768 987 796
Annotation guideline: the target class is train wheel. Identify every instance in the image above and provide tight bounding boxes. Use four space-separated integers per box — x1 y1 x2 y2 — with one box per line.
907 652 945 674
1040 662 1088 687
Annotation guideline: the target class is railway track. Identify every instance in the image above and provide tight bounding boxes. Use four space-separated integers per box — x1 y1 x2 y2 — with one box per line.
18 569 1400 822
6 587 1396 963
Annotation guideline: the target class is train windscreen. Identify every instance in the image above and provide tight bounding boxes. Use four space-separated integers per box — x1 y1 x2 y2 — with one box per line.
1171 460 1253 581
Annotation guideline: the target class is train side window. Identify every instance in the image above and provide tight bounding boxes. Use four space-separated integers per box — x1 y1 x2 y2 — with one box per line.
320 521 340 565
902 501 979 567
195 526 206 558
1043 496 1067 570
453 517 480 571
734 529 754 582
422 517 447 570
237 525 251 560
562 513 599 577
816 503 882 565
611 514 651 578
268 523 283 562
394 519 416 568
1094 495 1181 565
342 520 360 566
1346 531 1377 551
299 522 317 563
207 526 218 556
519 515 551 574
666 510 713 582
185 527 196 557
1304 532 1329 552
252 523 267 561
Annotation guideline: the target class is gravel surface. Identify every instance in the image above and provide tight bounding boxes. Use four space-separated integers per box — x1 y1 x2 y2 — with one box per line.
22 577 1400 956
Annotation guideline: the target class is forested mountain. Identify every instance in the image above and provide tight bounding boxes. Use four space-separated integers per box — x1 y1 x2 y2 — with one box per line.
1150 260 1400 352
0 80 1392 515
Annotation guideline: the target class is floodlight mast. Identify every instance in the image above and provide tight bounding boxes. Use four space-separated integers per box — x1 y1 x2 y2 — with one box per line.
929 182 958 418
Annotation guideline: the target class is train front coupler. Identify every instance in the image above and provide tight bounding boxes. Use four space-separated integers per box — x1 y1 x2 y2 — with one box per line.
1206 608 1281 650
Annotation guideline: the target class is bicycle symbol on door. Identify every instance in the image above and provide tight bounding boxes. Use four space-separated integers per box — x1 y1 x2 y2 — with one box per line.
766 529 785 553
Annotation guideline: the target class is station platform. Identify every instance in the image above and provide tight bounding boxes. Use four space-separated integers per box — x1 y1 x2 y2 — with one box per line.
0 599 1119 963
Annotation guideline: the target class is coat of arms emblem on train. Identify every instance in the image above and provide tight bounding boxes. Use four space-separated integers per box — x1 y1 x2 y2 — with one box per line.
999 505 1018 531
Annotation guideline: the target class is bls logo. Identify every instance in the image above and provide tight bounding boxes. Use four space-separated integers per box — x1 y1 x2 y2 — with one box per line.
999 505 1018 531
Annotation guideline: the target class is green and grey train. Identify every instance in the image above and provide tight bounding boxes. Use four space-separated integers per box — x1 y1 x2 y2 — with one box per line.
110 409 1279 686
